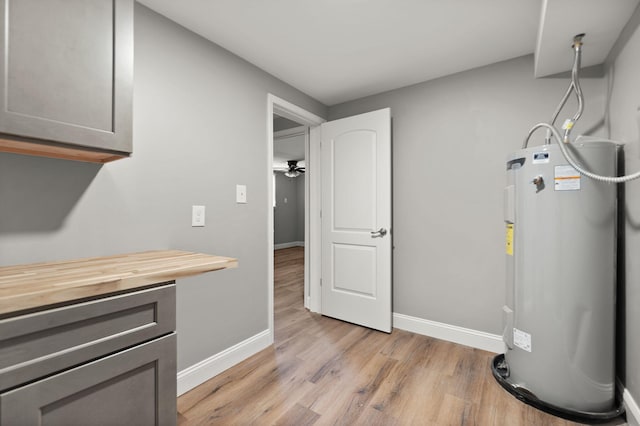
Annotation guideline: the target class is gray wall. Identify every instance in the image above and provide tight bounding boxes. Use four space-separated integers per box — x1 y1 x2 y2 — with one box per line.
274 172 305 245
328 54 606 334
606 3 640 415
0 4 326 371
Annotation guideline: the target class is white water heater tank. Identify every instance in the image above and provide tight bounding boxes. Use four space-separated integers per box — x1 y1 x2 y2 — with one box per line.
496 140 620 420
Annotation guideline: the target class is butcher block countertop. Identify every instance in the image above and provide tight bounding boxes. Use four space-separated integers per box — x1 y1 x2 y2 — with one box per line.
0 250 238 316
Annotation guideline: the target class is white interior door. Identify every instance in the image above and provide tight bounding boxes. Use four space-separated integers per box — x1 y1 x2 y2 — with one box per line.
321 108 391 333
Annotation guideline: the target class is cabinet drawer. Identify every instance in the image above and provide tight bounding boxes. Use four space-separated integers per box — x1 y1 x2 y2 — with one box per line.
0 283 175 391
1 333 176 426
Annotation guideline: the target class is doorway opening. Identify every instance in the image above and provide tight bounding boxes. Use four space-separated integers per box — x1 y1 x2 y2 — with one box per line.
267 94 324 343
273 121 307 252
273 121 307 333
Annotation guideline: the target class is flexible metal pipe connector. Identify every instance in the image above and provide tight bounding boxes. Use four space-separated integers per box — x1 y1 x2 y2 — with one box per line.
529 122 640 183
521 34 640 183
562 34 585 143
523 34 586 149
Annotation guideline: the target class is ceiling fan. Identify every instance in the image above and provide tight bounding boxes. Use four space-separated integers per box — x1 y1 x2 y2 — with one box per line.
283 160 305 178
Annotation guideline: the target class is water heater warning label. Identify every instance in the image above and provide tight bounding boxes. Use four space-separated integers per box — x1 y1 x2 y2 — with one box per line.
554 165 581 191
513 328 532 352
505 223 513 256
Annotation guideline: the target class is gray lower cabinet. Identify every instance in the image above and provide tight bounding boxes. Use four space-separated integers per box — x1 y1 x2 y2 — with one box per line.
0 0 133 156
0 283 177 426
0 334 176 426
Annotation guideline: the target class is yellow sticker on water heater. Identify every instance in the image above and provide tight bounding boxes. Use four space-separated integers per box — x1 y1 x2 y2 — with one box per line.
506 223 514 256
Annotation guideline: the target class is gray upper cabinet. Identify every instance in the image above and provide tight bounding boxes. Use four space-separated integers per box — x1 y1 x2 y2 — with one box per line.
0 0 133 162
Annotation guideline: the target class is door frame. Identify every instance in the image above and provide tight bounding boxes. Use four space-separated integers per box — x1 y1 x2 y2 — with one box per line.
267 94 325 342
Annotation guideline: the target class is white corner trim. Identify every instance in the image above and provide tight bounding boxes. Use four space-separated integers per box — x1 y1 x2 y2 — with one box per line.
393 313 505 354
274 241 305 250
621 383 640 426
177 329 271 396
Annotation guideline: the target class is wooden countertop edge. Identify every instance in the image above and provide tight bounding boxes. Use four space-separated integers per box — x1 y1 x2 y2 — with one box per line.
0 251 238 316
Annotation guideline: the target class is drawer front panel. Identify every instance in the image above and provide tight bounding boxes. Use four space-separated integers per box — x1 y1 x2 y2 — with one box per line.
0 283 175 391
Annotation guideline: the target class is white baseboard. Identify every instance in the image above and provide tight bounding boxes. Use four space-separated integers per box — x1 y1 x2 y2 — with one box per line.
274 241 305 250
177 329 272 396
393 313 505 354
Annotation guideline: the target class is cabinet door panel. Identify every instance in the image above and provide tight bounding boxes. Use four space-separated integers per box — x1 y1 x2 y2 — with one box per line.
8 0 113 131
0 0 133 153
0 334 177 426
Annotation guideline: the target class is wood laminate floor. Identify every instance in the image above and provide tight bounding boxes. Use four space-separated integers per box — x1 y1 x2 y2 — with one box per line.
177 247 625 425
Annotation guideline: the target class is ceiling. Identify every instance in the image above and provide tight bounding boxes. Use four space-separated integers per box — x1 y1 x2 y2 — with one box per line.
138 0 638 106
138 0 539 105
273 127 306 170
535 0 639 76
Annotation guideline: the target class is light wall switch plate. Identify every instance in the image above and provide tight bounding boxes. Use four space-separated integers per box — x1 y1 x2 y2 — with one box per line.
236 185 247 203
192 205 205 227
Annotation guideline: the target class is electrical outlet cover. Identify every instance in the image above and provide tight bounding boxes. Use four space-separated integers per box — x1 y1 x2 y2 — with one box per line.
192 205 205 226
236 185 247 203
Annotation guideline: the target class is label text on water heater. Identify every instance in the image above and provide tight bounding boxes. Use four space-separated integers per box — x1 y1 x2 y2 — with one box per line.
532 152 550 164
505 223 513 256
554 165 581 191
513 328 532 352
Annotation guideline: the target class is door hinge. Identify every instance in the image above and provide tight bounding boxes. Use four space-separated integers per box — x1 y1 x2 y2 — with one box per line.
320 278 322 286
320 209 322 218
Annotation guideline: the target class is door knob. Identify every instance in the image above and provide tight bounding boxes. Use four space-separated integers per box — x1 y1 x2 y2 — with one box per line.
371 228 387 238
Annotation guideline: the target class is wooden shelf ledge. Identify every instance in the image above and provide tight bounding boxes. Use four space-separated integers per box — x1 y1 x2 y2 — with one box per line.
0 250 238 316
